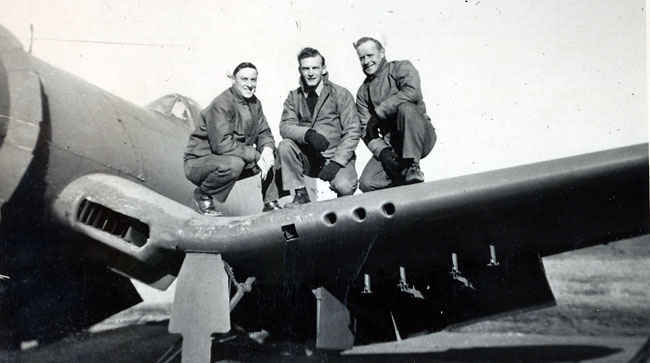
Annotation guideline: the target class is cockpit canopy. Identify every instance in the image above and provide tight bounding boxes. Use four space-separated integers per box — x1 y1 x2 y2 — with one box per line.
146 93 201 130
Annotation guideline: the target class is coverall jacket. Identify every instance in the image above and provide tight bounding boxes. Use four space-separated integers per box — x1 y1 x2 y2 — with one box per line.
356 59 436 192
279 77 361 196
184 87 279 202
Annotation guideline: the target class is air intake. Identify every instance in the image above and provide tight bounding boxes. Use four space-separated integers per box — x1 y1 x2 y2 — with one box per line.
76 199 150 247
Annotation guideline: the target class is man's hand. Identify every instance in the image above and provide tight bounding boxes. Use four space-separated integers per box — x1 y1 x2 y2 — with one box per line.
256 147 274 179
318 161 342 182
363 115 381 144
251 148 261 163
305 129 330 152
374 103 388 120
378 148 402 180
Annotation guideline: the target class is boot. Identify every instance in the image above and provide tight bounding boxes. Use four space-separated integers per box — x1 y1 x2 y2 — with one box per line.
193 188 223 216
284 187 311 208
403 161 424 184
262 200 283 212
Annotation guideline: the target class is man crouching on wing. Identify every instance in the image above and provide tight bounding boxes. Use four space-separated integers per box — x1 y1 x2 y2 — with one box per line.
183 62 283 215
354 37 437 192
278 47 361 207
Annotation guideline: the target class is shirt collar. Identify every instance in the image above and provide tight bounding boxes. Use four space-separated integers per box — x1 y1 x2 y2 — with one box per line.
301 78 325 98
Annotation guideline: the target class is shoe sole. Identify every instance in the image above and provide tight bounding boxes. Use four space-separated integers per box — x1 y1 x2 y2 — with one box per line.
404 177 424 185
193 199 223 216
284 202 309 209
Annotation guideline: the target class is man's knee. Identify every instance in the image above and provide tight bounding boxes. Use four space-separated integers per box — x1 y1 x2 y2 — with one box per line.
397 103 429 128
185 155 243 186
183 161 199 185
359 178 372 193
396 102 420 118
278 139 299 158
331 177 357 196
359 174 379 193
216 155 245 178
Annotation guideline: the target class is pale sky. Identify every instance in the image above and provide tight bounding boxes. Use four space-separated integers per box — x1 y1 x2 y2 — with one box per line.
2 0 647 182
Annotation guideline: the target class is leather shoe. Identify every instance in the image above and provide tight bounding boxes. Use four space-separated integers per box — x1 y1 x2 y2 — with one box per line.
403 162 424 184
262 200 283 212
284 187 311 208
193 189 223 216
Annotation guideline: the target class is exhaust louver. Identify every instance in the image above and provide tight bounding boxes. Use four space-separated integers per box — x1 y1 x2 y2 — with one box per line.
76 199 150 247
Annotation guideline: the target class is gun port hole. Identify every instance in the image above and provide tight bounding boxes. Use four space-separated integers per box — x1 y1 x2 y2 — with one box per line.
353 207 367 221
381 202 396 217
323 212 337 226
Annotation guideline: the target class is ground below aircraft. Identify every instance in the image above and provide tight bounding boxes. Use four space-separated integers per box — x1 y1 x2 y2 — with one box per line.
0 24 647 362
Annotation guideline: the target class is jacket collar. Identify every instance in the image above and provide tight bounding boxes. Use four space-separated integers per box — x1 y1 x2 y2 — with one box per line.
299 74 331 121
365 58 388 82
229 86 256 104
300 73 329 97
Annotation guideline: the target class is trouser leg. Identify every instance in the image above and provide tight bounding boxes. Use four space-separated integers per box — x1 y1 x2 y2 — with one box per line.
261 156 289 202
394 103 436 161
359 156 393 192
184 154 245 203
329 158 358 196
278 139 317 191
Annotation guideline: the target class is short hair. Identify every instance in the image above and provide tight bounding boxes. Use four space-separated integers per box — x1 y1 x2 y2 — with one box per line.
297 47 326 67
233 62 257 77
353 36 384 51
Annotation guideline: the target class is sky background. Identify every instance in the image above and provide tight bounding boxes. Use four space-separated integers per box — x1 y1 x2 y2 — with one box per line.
2 1 647 301
2 0 647 183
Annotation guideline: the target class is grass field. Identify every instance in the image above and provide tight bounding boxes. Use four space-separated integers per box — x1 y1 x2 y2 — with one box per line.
453 235 650 337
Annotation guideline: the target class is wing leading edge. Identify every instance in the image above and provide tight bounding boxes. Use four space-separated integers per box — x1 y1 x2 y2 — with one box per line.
49 144 648 348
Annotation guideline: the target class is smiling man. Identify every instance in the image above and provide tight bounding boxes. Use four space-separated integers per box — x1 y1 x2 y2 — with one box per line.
278 47 361 207
183 62 283 215
354 37 436 192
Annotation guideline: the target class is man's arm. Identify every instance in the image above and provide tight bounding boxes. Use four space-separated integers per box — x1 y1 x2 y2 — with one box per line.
254 104 276 151
331 88 361 166
279 92 310 143
204 102 259 162
356 86 390 158
373 60 423 119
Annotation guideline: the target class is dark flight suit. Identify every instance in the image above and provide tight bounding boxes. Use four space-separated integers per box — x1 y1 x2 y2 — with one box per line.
184 87 280 203
356 59 436 192
279 77 361 197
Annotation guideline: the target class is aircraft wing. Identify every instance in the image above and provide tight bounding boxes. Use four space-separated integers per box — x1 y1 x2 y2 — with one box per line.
48 144 648 346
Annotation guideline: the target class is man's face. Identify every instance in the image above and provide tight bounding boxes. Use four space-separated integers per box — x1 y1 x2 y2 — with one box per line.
356 41 385 76
299 56 325 88
232 67 257 99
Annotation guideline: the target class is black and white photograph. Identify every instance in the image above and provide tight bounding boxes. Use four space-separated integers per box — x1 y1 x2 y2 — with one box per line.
0 1 648 362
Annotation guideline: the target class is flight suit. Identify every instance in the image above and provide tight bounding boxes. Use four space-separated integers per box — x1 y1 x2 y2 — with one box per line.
356 59 436 192
279 77 361 197
184 87 280 202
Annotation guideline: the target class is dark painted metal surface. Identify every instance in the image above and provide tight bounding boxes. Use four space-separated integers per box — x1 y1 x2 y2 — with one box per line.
57 144 646 284
50 143 648 342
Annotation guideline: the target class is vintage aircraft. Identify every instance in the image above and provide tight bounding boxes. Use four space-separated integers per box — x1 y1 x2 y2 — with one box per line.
0 24 648 362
